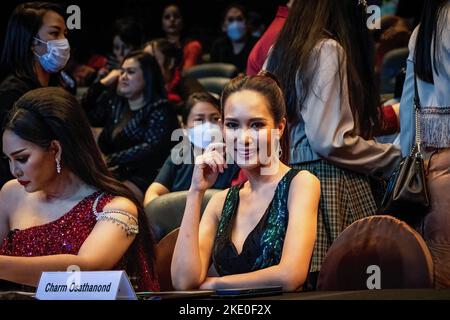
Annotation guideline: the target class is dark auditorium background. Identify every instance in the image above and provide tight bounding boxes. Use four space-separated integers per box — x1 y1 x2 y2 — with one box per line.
0 0 284 79
0 0 424 80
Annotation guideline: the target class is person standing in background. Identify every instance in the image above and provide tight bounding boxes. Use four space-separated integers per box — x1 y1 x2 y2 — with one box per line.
246 0 294 76
267 0 402 286
0 2 71 188
399 0 450 288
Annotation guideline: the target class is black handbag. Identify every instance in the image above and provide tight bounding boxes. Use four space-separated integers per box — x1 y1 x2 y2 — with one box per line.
379 70 430 224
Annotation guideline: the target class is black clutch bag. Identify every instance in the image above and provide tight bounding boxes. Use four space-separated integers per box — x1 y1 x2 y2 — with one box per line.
379 70 430 224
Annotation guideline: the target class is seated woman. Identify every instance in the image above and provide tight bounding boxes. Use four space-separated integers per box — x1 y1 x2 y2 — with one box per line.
73 16 144 86
160 4 203 71
82 51 179 201
144 92 240 206
143 38 204 112
0 87 159 291
210 4 258 73
171 74 320 291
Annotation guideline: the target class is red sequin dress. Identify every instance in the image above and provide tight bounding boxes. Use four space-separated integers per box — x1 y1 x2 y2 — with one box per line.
0 191 159 291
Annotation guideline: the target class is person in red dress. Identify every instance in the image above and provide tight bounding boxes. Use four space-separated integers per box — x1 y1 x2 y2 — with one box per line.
0 87 159 291
246 2 292 76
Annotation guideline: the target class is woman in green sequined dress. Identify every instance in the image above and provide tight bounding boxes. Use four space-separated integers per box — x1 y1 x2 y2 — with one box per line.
171 73 320 291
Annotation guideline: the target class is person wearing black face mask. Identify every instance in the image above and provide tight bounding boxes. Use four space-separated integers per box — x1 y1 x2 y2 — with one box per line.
0 2 72 188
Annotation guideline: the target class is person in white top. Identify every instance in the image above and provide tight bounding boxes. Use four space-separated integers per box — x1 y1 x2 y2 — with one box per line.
399 0 450 288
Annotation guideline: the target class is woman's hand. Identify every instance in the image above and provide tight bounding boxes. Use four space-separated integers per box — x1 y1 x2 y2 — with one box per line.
100 69 121 87
199 277 220 290
190 143 227 193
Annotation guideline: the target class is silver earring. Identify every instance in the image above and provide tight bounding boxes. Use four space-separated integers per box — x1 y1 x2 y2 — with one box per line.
278 145 282 158
56 159 61 174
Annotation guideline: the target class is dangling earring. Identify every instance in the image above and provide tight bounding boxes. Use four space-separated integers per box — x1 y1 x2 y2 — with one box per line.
56 159 61 174
276 139 282 159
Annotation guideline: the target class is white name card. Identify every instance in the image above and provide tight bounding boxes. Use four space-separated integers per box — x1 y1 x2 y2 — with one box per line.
36 271 137 300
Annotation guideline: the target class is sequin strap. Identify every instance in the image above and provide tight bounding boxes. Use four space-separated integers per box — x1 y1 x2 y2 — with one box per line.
92 193 139 236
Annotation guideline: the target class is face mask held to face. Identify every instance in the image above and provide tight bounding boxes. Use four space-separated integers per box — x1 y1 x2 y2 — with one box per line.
187 122 222 149
33 37 71 73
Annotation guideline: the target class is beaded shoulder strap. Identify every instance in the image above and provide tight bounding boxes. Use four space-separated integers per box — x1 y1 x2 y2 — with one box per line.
253 168 300 269
215 186 240 241
92 193 139 237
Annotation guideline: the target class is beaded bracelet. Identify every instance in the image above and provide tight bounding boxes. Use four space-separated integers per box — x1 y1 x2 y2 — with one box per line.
96 213 139 236
92 193 139 236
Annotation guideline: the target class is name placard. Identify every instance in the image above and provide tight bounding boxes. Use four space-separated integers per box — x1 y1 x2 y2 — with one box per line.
36 271 137 300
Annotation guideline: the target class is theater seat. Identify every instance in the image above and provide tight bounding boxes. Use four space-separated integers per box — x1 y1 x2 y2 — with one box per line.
183 63 239 79
154 228 179 291
198 77 231 96
317 215 434 290
145 189 220 242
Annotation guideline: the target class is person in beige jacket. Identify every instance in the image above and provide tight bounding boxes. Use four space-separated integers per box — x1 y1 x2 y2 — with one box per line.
266 0 402 286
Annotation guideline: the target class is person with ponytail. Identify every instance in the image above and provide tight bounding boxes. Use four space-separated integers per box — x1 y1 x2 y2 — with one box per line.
171 73 319 291
0 87 159 291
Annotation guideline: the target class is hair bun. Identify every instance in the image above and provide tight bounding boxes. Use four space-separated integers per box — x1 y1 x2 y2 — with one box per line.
256 70 282 88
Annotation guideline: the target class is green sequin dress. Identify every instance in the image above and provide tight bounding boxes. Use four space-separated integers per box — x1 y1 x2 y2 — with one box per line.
213 168 300 276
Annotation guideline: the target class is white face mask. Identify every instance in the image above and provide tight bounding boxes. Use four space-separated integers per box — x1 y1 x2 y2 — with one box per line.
33 37 70 73
187 122 222 149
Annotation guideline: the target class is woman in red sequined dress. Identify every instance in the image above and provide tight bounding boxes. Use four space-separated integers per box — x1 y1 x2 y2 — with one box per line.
0 87 159 291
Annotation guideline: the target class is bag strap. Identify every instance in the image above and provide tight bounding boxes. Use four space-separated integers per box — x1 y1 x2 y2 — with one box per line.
412 66 423 157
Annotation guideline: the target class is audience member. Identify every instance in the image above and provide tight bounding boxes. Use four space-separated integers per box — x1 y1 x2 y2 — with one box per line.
82 51 179 201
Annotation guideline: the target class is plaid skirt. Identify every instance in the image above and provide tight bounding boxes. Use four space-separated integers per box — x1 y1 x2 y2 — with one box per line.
292 160 377 272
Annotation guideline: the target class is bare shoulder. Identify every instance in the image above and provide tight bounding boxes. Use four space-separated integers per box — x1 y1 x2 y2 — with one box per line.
208 189 229 205
0 180 26 216
102 196 138 219
289 170 321 206
291 170 320 191
205 189 230 219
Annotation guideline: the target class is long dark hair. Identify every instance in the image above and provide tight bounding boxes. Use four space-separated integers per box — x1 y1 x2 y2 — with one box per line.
144 38 182 80
414 0 448 84
221 72 290 164
1 2 64 83
222 3 248 25
113 16 144 49
3 87 156 284
122 51 167 103
267 0 380 139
